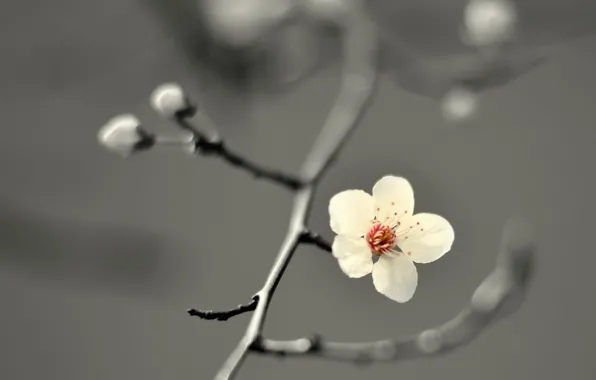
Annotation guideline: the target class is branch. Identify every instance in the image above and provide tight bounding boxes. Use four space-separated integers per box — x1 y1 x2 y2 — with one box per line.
187 297 258 321
251 217 535 363
174 114 303 190
212 5 380 380
186 229 332 323
301 230 332 253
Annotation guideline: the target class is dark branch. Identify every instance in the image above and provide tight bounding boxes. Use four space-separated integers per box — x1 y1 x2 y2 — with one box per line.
251 218 535 363
173 115 303 191
301 230 332 253
196 138 303 190
187 232 330 323
188 297 259 321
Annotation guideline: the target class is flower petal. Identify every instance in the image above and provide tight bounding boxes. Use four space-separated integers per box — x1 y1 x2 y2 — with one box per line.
396 213 455 264
372 176 415 222
332 235 373 278
372 254 418 303
329 190 374 237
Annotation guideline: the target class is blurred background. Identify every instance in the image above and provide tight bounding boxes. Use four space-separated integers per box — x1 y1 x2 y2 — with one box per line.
1 0 595 379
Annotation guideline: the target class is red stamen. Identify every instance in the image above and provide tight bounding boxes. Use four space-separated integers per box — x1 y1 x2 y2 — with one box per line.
366 223 396 256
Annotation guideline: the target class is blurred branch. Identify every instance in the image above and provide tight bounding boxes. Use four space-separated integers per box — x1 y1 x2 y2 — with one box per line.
252 218 535 362
211 4 379 380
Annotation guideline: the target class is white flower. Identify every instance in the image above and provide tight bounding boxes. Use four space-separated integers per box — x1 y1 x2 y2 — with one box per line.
329 176 455 303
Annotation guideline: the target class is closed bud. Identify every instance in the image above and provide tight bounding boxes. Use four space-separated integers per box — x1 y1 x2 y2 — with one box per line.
98 114 154 157
150 83 193 118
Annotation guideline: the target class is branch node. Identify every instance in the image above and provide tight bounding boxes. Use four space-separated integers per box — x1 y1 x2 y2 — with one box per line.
308 333 323 353
300 230 332 253
195 137 224 157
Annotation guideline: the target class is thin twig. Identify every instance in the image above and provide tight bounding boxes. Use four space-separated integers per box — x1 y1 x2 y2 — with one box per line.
212 5 380 380
252 217 535 363
187 297 258 321
301 230 332 253
174 115 303 190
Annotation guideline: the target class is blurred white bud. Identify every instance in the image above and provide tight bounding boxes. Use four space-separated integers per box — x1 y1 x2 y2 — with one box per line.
150 83 191 118
462 0 517 48
441 86 479 123
98 114 150 157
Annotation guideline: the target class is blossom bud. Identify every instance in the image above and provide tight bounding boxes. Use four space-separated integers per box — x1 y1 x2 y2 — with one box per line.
97 114 154 157
150 83 193 118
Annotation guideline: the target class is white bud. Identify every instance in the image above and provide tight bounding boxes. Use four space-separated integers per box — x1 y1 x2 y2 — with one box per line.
150 83 190 118
463 0 517 47
98 114 145 157
441 86 479 123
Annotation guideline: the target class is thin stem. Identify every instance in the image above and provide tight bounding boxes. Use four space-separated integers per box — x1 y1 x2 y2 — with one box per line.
252 218 535 363
187 297 258 321
206 141 303 190
213 5 380 380
186 227 332 323
155 134 194 145
174 117 303 190
215 218 305 380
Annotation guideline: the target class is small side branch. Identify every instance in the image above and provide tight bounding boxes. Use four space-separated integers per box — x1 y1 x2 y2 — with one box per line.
195 138 303 190
252 218 535 363
301 230 332 253
188 297 258 321
174 115 303 190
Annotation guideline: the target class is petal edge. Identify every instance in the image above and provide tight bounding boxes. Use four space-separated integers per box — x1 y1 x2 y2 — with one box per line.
397 213 455 264
329 190 374 237
372 254 418 303
333 235 374 278
372 176 415 222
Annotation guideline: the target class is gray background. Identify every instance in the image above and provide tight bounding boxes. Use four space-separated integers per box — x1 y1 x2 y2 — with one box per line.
1 0 595 379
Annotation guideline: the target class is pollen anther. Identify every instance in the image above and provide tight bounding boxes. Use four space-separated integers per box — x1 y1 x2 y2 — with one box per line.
366 223 397 255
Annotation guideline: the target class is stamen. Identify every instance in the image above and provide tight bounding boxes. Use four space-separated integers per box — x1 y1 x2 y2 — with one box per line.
392 221 437 244
366 223 397 256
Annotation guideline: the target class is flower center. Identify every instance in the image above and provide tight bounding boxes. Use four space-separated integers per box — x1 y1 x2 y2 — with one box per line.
366 222 396 255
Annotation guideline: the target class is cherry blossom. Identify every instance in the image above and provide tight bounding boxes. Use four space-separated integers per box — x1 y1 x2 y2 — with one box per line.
329 176 455 302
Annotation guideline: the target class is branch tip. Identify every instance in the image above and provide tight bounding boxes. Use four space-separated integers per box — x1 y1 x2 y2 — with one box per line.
187 297 258 321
